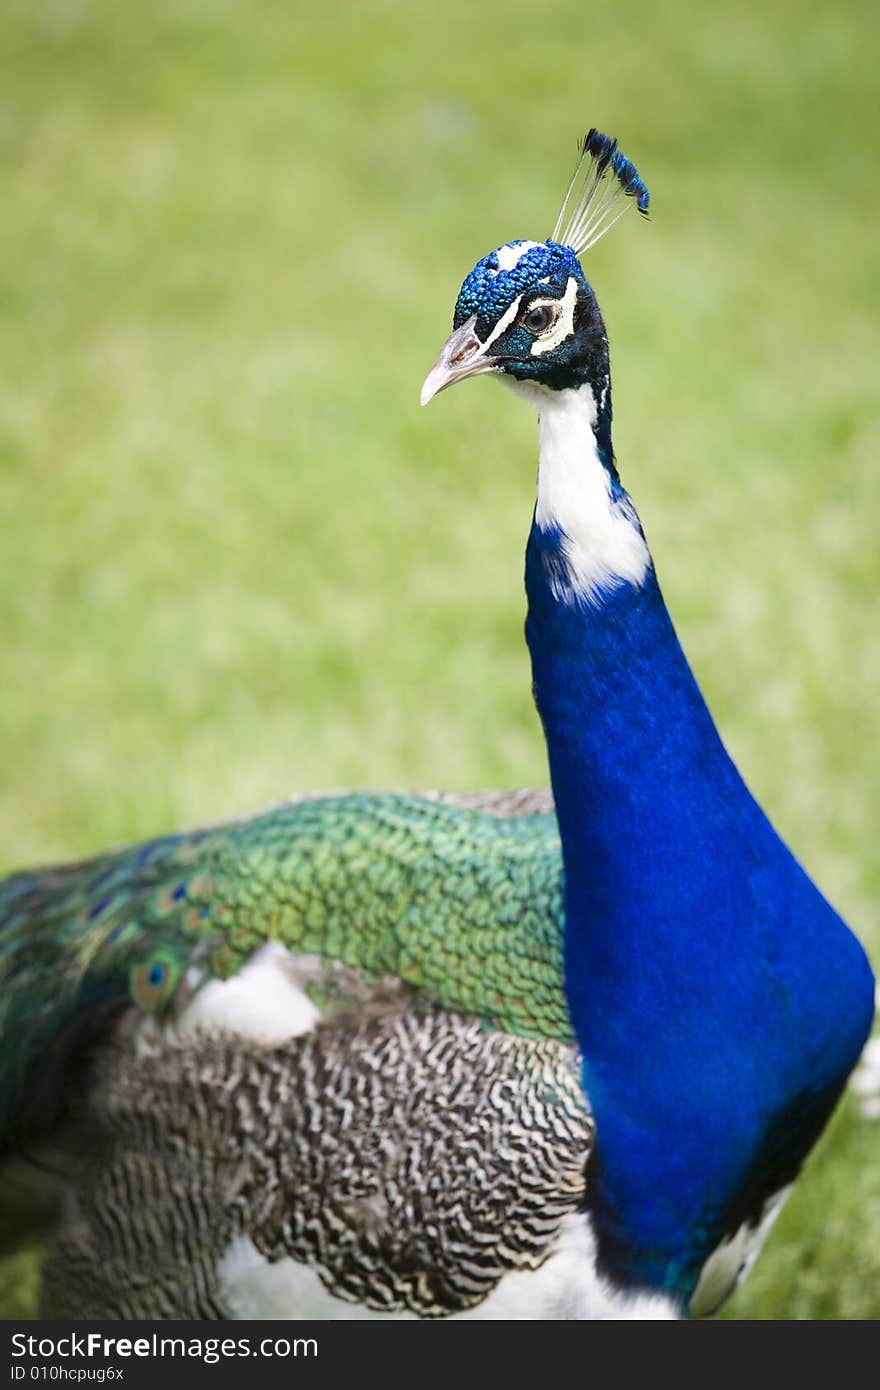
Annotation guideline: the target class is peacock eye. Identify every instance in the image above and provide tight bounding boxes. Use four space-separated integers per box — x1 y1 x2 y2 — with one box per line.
521 302 559 335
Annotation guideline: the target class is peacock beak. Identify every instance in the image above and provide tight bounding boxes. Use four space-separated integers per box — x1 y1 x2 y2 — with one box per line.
420 316 500 406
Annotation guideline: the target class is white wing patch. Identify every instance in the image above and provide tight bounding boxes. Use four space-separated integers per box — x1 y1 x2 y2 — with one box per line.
851 1032 880 1121
135 942 320 1058
217 1216 679 1321
689 1185 792 1318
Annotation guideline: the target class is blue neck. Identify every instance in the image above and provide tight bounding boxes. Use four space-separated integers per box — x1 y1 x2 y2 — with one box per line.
523 411 874 1307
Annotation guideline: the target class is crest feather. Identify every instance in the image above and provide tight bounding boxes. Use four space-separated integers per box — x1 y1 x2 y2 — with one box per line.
552 129 649 257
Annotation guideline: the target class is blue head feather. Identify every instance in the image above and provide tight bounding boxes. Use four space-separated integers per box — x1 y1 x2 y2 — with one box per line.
580 129 650 215
453 241 584 330
452 130 649 339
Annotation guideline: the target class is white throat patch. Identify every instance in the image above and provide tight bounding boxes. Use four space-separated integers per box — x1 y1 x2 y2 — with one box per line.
507 381 650 606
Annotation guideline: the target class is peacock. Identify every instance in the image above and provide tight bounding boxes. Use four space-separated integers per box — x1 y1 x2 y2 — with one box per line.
0 132 874 1321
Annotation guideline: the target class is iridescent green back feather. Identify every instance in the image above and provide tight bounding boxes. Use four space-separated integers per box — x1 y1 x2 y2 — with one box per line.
0 792 570 1145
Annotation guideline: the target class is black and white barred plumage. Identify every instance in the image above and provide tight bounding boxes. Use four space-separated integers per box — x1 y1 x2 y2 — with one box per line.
41 974 592 1319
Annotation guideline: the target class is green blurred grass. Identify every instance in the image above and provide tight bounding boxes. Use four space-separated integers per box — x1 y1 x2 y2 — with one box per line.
1 0 877 1319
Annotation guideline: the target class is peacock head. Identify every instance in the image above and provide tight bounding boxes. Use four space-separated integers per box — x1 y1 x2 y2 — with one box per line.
421 130 649 405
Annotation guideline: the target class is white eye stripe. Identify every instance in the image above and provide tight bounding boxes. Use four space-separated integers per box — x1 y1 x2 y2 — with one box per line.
480 293 524 351
530 276 578 356
477 274 577 358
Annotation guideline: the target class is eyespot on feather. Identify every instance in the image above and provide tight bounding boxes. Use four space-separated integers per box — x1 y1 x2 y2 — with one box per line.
130 951 180 1011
